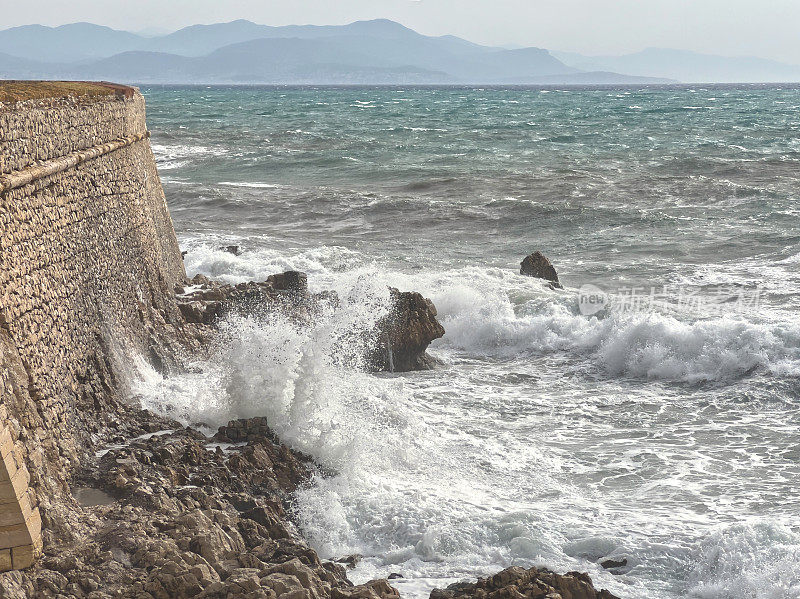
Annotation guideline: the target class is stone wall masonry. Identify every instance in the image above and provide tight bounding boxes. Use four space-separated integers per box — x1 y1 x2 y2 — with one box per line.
0 92 146 175
0 87 189 572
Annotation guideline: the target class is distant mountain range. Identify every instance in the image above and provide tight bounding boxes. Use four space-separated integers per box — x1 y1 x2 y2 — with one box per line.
0 20 671 85
552 48 800 84
1 20 798 85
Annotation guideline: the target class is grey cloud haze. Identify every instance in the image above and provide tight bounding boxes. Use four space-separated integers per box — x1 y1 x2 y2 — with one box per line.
2 0 800 63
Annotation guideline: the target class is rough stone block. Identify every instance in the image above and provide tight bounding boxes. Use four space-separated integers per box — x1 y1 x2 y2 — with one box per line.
11 539 40 570
0 428 13 459
0 507 39 549
0 548 10 572
0 465 29 504
0 487 33 528
0 445 20 483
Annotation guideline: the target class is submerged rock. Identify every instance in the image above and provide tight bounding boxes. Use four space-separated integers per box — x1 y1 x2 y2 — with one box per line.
368 288 446 372
220 245 242 256
520 251 562 288
430 566 619 599
600 558 628 570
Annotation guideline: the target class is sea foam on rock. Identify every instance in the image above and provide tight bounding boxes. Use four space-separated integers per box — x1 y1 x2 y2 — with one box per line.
176 273 445 373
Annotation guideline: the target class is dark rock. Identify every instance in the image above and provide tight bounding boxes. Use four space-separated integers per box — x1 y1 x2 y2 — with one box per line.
178 300 224 325
221 245 242 256
368 288 445 372
520 251 562 288
191 273 212 286
176 272 313 328
335 554 362 569
600 558 628 570
216 417 277 444
267 271 308 294
332 578 400 599
387 573 404 580
430 565 619 599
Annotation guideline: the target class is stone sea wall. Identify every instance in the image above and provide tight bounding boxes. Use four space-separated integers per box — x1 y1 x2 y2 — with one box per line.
0 87 188 571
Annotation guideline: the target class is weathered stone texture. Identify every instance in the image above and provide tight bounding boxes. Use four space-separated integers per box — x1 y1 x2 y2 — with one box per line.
0 93 146 175
0 89 187 568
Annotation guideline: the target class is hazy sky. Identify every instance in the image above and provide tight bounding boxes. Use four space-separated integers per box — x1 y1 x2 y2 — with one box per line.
4 0 800 63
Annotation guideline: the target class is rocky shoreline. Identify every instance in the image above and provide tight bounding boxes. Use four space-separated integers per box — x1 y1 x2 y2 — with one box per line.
1 267 618 599
25 408 401 599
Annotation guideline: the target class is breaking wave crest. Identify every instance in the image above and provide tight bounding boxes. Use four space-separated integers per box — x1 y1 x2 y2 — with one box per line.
687 522 800 599
180 243 800 384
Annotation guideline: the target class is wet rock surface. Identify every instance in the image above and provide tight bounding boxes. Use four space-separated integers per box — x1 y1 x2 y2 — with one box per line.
520 252 562 289
2 412 399 598
430 566 620 599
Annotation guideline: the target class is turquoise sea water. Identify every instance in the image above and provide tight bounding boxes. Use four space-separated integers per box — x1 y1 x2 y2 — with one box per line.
138 85 800 599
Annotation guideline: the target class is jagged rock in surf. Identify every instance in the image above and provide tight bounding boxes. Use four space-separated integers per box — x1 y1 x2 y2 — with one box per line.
217 417 280 444
520 251 562 289
368 288 445 372
177 298 225 325
176 272 443 372
600 558 628 570
430 566 620 599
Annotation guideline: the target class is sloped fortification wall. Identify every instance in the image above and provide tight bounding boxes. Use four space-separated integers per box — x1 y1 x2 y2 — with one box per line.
0 87 188 570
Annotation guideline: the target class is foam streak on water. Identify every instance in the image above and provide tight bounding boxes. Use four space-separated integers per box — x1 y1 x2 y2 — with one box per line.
134 86 800 599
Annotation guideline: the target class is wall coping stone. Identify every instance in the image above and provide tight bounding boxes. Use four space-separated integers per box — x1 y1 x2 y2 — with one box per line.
0 131 150 193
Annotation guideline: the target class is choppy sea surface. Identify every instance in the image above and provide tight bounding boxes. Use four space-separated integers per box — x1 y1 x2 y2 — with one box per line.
135 85 800 599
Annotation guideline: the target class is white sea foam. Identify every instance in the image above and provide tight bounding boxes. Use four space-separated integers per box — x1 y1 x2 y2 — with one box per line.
218 181 284 189
180 241 800 383
687 522 800 599
151 143 219 168
416 270 800 383
181 242 369 282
